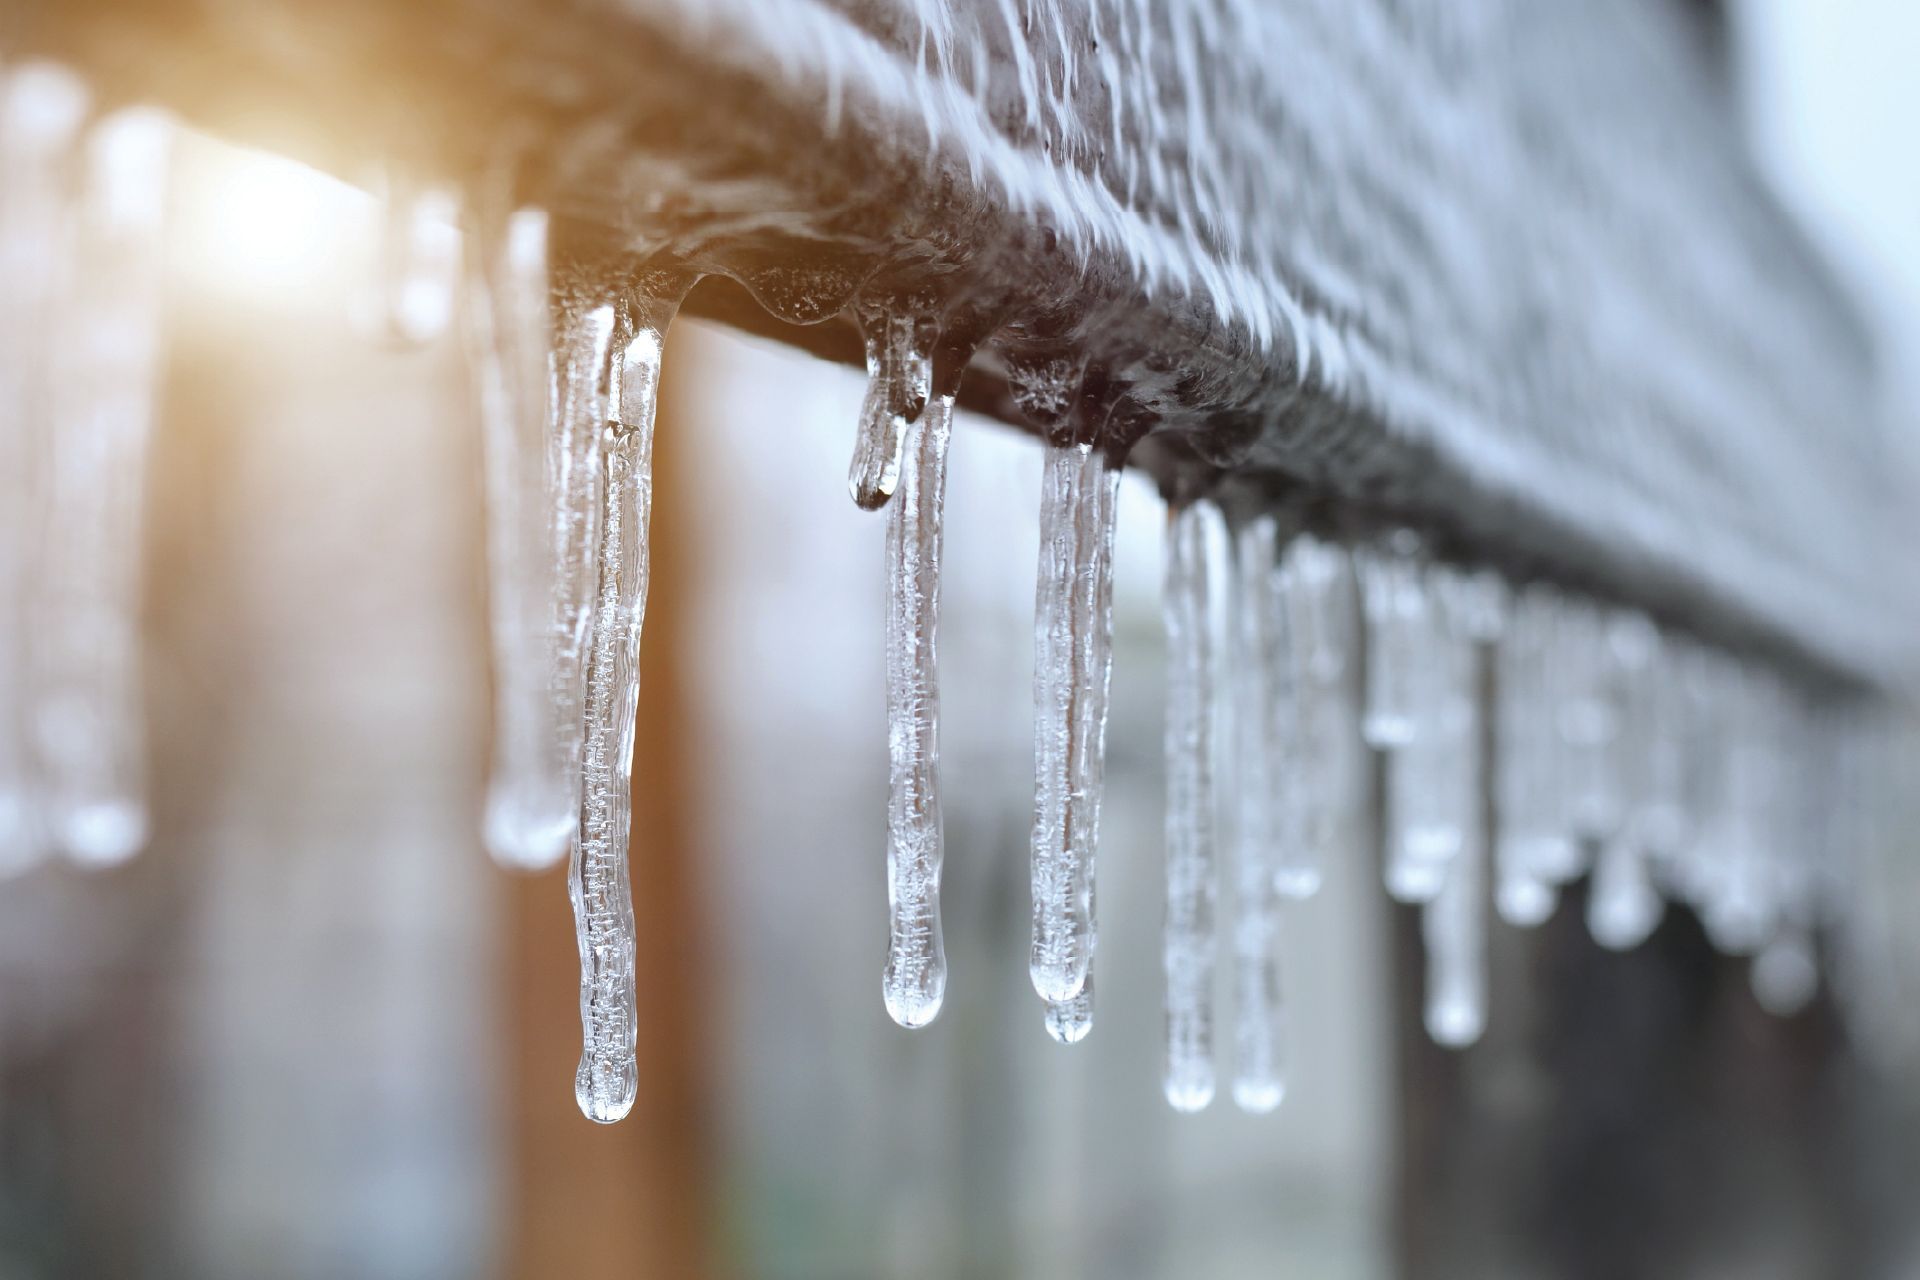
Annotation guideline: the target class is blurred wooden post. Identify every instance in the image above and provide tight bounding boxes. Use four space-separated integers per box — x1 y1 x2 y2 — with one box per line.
504 329 714 1279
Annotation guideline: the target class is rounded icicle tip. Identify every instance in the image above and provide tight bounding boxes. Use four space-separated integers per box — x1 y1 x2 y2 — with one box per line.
575 1061 638 1125
1232 1079 1285 1115
61 801 148 869
1164 1069 1216 1115
1426 997 1487 1050
482 799 574 873
1043 977 1093 1044
882 973 946 1030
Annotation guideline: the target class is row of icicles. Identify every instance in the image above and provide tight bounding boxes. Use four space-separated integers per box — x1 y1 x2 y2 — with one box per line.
0 63 1883 1126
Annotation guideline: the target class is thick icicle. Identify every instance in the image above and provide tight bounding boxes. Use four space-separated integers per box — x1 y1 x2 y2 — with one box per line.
1359 530 1422 749
1276 533 1353 899
373 169 460 346
1229 516 1286 1110
1043 969 1094 1045
1162 500 1222 1114
0 63 89 877
1029 441 1120 1006
34 107 174 868
1386 575 1471 904
881 393 953 1028
848 307 933 511
465 205 576 870
569 271 690 1124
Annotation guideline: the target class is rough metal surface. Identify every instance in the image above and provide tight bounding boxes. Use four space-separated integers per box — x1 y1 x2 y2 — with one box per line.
16 0 1912 687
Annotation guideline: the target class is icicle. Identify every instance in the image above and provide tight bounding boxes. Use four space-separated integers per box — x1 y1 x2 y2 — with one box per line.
1276 533 1353 899
0 63 89 877
881 393 953 1028
1229 515 1286 1112
1359 529 1422 749
569 270 691 1124
1043 970 1094 1045
1385 572 1472 904
465 205 577 871
1587 613 1664 950
1028 441 1120 1006
1162 499 1221 1113
32 107 174 868
373 169 460 346
1556 602 1623 844
1423 772 1487 1048
1751 927 1818 1016
848 307 933 511
1494 589 1569 926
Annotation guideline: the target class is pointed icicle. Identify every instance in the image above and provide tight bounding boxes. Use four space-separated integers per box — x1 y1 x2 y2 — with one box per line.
373 168 460 346
881 391 953 1028
1229 515 1286 1111
1588 613 1664 950
1359 529 1422 749
1494 589 1570 926
465 204 576 871
1043 969 1094 1045
0 63 89 877
1029 440 1120 1007
1276 533 1354 899
569 268 693 1124
1163 499 1222 1113
34 107 174 868
848 306 932 511
1386 572 1472 904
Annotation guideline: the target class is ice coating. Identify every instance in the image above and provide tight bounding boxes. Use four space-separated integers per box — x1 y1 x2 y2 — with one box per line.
1043 969 1093 1045
569 276 689 1124
465 206 577 871
848 306 932 511
1162 500 1221 1114
881 393 952 1028
0 63 89 876
33 107 173 868
1228 515 1286 1111
1028 440 1120 1006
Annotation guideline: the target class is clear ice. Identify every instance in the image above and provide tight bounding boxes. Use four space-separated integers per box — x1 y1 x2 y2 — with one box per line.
848 307 933 511
1162 500 1222 1114
33 107 173 868
1277 533 1354 899
1359 530 1422 749
881 393 953 1028
569 273 690 1124
1494 589 1571 927
1029 441 1120 1006
1228 515 1286 1111
1043 969 1094 1045
1385 573 1472 905
464 205 576 871
1586 613 1664 951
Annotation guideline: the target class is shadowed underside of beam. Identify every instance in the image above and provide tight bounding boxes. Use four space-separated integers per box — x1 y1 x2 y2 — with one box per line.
15 0 1913 688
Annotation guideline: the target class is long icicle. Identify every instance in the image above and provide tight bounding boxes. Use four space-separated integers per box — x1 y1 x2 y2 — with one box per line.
570 269 691 1124
1422 590 1488 1047
1163 499 1221 1113
1030 441 1120 1007
36 107 173 868
0 63 89 877
1230 515 1285 1112
881 392 953 1028
465 204 575 870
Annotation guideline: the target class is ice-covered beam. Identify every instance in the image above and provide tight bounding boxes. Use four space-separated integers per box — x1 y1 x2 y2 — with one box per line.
12 0 1910 688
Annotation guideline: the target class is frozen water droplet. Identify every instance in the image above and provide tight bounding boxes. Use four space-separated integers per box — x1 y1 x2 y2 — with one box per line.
1163 500 1222 1115
465 204 577 871
1029 440 1120 1005
848 307 932 510
1043 970 1093 1044
569 268 693 1125
881 394 953 1029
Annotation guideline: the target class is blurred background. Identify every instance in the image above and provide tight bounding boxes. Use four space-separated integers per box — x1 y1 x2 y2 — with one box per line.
1 1 1918 1278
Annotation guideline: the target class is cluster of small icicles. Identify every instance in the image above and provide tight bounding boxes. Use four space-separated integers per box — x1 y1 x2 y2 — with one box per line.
0 60 1902 1126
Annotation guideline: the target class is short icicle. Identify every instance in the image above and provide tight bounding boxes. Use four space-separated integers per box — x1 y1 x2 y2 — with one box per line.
1587 613 1665 950
881 391 954 1028
0 63 89 876
1385 573 1470 904
1162 498 1222 1113
1029 438 1122 1007
464 203 575 871
1494 589 1569 926
35 107 174 868
1359 530 1422 749
848 306 933 511
569 268 693 1124
1230 515 1286 1112
1276 533 1354 899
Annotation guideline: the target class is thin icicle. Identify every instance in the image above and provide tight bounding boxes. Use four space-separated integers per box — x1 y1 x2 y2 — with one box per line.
1276 533 1352 899
373 169 460 346
1043 969 1094 1045
1423 771 1487 1047
1588 613 1664 950
848 307 933 511
1386 574 1471 904
34 107 173 868
1359 530 1422 749
1494 589 1568 926
1163 499 1221 1114
0 63 89 877
1029 441 1120 1006
466 205 576 871
570 271 690 1124
881 393 953 1028
1230 515 1286 1110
